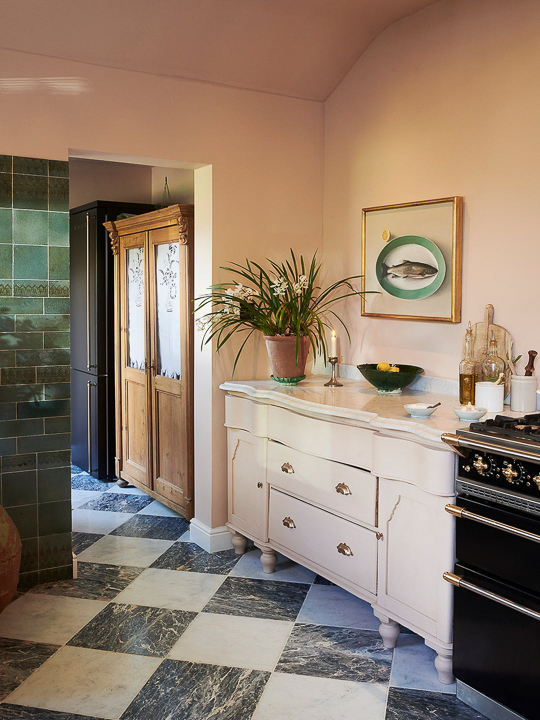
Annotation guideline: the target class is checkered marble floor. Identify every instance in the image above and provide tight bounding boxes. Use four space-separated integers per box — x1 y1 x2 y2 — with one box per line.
0 466 487 720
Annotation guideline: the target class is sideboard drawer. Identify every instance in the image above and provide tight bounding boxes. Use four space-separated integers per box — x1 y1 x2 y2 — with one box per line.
268 405 373 469
269 489 378 594
267 440 377 527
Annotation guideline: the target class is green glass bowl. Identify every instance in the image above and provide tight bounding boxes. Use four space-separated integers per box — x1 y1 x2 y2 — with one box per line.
357 364 424 395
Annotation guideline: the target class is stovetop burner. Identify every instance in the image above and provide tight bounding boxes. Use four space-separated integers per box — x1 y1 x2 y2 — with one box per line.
469 413 540 440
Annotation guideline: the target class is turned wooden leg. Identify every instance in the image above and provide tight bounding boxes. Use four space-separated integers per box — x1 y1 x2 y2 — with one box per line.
256 545 277 574
231 532 248 555
434 650 454 685
372 610 401 648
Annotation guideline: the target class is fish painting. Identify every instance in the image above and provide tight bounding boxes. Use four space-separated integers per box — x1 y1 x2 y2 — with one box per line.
382 260 438 280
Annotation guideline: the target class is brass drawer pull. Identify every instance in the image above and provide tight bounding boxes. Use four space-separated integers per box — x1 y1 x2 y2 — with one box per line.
335 482 352 496
282 516 296 529
337 542 353 556
281 462 294 474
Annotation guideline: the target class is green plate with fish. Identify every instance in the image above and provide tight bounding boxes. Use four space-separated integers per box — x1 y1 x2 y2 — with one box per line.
375 235 446 300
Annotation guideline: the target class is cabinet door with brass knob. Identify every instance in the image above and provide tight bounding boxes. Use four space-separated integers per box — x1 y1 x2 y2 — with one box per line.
227 428 268 542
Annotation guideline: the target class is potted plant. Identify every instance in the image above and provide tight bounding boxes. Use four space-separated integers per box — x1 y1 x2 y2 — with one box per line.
195 250 368 384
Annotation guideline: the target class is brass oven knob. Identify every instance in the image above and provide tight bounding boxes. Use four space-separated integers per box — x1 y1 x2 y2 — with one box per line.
337 542 354 557
281 462 294 474
282 517 296 529
335 482 352 496
473 457 488 475
502 464 518 482
533 475 540 490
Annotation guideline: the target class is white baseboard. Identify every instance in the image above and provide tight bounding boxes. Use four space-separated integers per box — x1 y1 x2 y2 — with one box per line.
189 519 234 553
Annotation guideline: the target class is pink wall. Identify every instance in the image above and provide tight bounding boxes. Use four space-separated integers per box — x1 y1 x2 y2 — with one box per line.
0 48 324 529
69 158 153 208
323 0 540 379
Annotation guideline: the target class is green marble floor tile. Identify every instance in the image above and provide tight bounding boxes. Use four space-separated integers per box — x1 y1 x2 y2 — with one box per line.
48 212 69 246
0 208 12 243
1 470 38 507
13 174 48 211
0 155 12 173
14 245 48 280
13 209 48 245
44 297 69 314
48 177 69 212
48 160 69 178
0 173 12 208
0 244 12 277
13 157 48 176
49 246 69 280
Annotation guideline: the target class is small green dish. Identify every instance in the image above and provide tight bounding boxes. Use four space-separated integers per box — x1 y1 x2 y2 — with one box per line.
271 374 306 386
357 364 424 395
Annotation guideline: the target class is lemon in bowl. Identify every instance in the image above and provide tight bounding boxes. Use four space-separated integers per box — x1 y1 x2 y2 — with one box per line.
357 363 424 395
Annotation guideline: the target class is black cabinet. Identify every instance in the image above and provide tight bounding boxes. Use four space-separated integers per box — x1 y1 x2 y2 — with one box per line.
70 201 154 480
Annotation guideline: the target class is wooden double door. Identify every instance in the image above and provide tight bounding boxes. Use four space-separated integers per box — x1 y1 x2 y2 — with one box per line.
105 206 194 519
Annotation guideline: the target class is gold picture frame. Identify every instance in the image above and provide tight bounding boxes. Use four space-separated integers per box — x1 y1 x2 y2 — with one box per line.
361 196 463 323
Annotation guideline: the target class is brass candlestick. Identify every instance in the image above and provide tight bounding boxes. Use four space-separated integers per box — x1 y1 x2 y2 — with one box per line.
324 357 342 387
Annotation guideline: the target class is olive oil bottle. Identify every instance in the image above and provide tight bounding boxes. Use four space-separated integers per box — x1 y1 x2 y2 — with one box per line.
459 322 477 404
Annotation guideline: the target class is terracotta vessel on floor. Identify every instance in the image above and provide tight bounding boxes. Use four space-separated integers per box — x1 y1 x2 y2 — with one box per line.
264 335 311 384
0 506 22 612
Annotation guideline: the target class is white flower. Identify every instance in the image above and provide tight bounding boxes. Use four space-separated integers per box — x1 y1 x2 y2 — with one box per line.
292 275 309 296
271 276 288 296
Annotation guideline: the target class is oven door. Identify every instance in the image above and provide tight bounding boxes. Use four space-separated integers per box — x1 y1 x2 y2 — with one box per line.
451 562 540 720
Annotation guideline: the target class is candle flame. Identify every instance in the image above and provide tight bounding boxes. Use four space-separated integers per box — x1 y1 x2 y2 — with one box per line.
331 330 336 338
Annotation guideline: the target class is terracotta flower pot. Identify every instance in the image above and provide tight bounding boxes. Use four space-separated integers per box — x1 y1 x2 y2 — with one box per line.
264 335 311 385
0 506 22 613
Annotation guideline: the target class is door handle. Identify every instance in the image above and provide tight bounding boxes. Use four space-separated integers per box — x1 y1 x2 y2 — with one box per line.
87 381 97 473
443 572 540 621
445 504 540 544
86 214 96 371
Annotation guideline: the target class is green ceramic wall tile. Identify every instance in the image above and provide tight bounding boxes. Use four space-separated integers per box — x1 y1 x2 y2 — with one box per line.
43 383 70 400
16 314 69 332
36 366 70 384
13 209 48 245
13 174 48 211
6 504 38 539
44 332 70 349
0 281 12 296
0 298 43 314
13 157 48 176
17 432 70 454
0 209 12 243
0 351 16 367
16 348 70 366
19 539 39 574
0 333 43 350
38 466 71 503
37 451 70 470
48 247 69 281
48 178 69 212
0 174 12 208
0 245 12 277
0 438 17 455
0 156 12 173
13 281 49 297
0 384 43 404
2 453 36 473
13 245 48 280
17 399 70 419
1 367 37 385
0 314 15 332
44 416 70 434
1 470 37 507
0 403 16 421
39 531 72 570
48 160 69 178
38 501 71 538
48 213 69 246
48 281 69 297
0 417 42 439
44 298 69 314
38 565 72 583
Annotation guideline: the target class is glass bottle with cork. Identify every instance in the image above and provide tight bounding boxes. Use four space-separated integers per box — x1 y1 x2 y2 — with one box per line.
481 331 506 382
459 322 478 404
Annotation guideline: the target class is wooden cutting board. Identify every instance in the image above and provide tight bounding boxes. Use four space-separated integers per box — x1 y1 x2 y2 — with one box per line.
462 304 514 396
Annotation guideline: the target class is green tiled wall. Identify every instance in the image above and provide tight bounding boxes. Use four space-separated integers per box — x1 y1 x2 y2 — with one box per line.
0 155 71 588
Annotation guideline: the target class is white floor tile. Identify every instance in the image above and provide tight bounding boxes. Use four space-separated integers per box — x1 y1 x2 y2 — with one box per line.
169 613 293 672
230 549 316 584
115 568 225 611
137 499 182 517
390 633 456 694
178 530 191 542
71 489 103 508
0 593 107 645
77 534 174 567
72 508 134 534
253 673 387 720
6 645 160 719
296 584 380 630
106 484 147 495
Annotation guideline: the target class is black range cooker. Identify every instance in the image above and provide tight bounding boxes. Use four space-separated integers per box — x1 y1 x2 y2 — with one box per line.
443 415 540 720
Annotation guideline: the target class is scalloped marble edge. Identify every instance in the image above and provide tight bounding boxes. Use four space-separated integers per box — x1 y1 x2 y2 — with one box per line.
220 380 454 445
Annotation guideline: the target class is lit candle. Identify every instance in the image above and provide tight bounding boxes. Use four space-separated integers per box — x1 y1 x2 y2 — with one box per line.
330 330 338 358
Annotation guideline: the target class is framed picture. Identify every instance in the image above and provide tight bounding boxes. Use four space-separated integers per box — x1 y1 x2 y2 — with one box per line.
361 196 463 322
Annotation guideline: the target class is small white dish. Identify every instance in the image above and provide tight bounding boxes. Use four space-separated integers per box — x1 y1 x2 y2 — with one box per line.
453 405 487 421
404 403 439 419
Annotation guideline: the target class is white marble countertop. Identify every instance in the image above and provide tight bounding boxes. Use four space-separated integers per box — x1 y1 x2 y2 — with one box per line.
220 376 525 447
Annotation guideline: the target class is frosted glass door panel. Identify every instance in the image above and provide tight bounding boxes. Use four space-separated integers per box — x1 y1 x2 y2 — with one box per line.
156 242 181 379
127 247 145 371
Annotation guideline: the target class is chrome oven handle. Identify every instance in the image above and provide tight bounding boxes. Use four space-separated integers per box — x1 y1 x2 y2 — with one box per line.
443 572 540 622
445 504 540 544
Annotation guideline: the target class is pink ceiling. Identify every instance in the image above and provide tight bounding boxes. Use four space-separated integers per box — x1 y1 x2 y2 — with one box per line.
0 0 437 101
